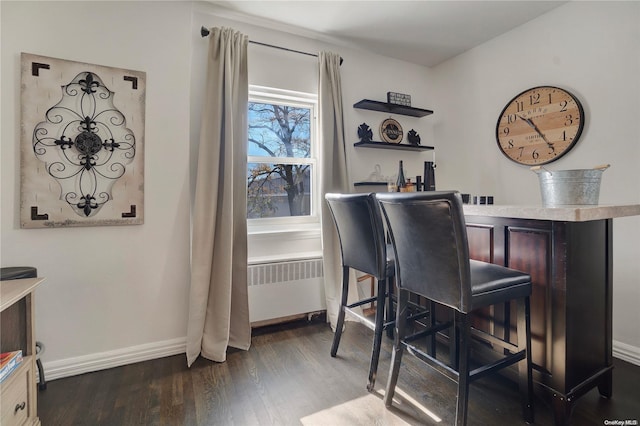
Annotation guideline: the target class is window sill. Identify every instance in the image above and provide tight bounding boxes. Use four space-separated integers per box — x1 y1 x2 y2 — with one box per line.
248 251 323 265
248 225 321 238
247 226 322 263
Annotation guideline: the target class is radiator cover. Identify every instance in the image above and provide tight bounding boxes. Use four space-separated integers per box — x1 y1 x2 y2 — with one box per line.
247 258 325 323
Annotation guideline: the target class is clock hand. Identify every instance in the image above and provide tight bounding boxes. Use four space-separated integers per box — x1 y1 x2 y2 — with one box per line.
518 115 555 151
517 115 535 128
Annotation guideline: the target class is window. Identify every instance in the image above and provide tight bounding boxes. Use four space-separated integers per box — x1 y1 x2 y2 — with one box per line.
247 86 318 230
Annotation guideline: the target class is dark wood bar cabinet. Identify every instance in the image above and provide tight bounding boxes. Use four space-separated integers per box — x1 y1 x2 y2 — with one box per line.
462 204 640 425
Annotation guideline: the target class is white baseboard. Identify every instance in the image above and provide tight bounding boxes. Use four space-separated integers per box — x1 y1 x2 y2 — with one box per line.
613 340 640 366
39 337 640 383
41 337 186 382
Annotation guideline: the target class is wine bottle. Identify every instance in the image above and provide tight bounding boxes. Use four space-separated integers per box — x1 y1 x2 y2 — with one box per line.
396 160 406 192
424 161 436 191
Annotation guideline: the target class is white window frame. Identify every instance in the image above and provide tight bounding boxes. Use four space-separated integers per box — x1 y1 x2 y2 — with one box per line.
247 85 320 235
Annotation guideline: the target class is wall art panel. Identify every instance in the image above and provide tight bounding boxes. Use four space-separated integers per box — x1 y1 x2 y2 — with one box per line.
20 53 145 228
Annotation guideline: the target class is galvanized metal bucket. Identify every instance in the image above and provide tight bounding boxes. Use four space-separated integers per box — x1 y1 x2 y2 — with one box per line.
531 165 610 206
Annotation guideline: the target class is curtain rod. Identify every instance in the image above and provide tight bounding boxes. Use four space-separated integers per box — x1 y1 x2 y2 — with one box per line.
200 26 343 65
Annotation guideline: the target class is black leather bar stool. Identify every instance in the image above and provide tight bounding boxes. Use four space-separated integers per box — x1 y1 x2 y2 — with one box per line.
325 193 396 391
377 191 534 426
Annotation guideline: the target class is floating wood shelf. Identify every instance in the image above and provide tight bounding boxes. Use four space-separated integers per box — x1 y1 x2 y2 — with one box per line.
354 141 434 151
354 99 433 117
353 181 388 187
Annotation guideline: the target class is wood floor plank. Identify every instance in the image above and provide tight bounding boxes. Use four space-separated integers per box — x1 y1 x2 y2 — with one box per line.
39 318 640 425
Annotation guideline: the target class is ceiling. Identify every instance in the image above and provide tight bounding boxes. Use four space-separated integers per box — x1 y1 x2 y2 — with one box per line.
208 1 567 67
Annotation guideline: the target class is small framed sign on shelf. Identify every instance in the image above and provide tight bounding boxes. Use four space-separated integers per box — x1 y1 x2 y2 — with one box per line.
387 91 411 107
380 118 403 144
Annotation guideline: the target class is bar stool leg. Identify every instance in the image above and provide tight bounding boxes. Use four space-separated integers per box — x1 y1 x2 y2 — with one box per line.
331 266 350 357
450 310 460 370
455 312 471 426
386 278 395 339
427 300 436 357
368 277 388 391
384 290 408 407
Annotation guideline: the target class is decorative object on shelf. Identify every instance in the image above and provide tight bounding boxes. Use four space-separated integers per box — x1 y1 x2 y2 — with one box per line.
380 118 403 144
357 123 373 143
20 53 145 228
496 86 584 166
364 164 394 183
387 91 411 107
355 163 397 188
404 178 416 192
423 161 436 191
407 129 421 146
396 160 406 191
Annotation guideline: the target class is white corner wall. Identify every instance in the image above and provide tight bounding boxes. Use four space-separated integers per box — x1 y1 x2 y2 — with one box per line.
431 2 640 360
3 0 638 378
1 1 193 377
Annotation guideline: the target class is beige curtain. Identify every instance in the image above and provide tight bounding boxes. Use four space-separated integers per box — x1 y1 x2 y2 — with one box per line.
187 27 251 366
318 52 350 328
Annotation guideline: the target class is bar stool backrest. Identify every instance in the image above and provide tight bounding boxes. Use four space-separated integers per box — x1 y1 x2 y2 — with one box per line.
325 193 388 280
377 191 472 312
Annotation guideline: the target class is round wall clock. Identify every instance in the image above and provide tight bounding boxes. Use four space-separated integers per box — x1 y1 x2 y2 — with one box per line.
496 86 584 165
380 118 403 143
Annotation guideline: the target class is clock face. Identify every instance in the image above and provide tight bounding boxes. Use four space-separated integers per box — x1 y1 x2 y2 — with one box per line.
496 86 584 165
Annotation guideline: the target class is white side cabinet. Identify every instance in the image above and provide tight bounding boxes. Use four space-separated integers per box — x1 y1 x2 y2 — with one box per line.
1 277 45 426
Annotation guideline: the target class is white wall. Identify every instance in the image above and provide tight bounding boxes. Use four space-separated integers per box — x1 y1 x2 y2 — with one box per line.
2 1 638 378
1 1 193 376
1 1 436 377
430 2 640 358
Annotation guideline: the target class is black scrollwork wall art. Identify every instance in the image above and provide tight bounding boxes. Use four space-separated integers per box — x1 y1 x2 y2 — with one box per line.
20 53 145 228
32 71 135 217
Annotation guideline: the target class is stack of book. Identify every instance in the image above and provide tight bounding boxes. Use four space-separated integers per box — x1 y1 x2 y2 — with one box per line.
0 350 23 383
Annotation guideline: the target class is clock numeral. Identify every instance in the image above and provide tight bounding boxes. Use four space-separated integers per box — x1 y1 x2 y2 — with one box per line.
532 149 539 160
565 114 573 126
506 114 516 124
548 93 553 104
529 93 540 105
507 139 514 149
560 100 568 112
516 101 524 112
503 127 510 136
518 146 524 158
562 130 568 141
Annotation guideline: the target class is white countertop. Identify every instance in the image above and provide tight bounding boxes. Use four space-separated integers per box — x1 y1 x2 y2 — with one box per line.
463 204 640 222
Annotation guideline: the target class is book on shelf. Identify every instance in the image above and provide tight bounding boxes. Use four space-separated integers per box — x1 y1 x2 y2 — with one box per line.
0 350 23 383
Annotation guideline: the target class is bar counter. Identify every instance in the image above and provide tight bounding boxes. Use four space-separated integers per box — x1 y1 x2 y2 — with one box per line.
463 203 640 221
459 203 640 425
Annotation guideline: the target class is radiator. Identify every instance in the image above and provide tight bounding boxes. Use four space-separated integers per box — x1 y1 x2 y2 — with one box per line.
247 258 326 323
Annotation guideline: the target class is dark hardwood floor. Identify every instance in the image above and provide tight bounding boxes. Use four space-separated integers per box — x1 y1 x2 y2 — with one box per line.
39 317 640 425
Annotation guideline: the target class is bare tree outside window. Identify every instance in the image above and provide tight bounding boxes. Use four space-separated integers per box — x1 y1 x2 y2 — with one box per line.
247 102 313 219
